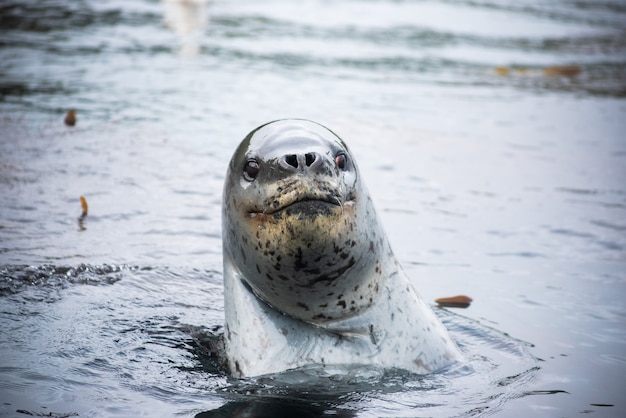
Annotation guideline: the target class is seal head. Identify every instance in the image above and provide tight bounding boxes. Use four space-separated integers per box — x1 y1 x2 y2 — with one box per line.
223 119 384 325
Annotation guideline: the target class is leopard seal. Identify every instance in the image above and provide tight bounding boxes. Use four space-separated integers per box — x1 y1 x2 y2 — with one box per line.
222 119 462 377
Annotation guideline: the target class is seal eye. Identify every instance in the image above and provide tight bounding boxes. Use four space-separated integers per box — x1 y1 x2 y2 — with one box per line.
243 159 260 181
335 152 348 170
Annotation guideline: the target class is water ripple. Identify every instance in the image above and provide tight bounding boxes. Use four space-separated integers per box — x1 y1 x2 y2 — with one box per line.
0 265 539 417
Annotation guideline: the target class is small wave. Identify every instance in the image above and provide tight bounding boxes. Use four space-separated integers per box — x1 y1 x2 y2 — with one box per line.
188 306 539 417
0 263 128 296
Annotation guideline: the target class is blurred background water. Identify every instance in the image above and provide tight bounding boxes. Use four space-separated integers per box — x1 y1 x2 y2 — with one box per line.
1 0 625 417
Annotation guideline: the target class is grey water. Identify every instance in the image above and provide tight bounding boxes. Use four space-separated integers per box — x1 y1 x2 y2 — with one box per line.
0 0 625 417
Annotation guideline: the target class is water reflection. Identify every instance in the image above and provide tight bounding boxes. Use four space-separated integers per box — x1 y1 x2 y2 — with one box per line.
162 0 212 56
195 398 355 418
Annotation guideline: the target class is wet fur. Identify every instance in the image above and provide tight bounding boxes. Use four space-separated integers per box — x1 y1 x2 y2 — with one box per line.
222 120 462 377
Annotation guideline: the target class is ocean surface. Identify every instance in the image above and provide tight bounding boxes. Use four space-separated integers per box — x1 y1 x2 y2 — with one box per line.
1 0 625 417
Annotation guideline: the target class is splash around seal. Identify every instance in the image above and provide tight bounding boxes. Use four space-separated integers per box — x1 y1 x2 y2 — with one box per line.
222 119 462 377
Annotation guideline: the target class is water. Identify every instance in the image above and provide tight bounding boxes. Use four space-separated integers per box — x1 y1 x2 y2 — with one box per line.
1 0 625 416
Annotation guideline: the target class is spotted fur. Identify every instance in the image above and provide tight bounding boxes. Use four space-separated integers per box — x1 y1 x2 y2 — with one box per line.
222 119 462 377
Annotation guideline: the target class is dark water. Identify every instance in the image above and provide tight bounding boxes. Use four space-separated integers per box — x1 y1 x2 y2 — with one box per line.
1 0 625 417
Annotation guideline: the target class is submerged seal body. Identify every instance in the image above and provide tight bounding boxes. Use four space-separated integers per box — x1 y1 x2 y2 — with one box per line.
222 119 462 377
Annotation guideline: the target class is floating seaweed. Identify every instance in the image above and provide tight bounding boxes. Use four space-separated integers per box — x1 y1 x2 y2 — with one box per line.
78 195 88 230
494 65 581 77
435 295 473 309
64 109 76 126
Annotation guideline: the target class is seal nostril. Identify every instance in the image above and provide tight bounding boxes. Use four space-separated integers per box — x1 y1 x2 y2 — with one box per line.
285 154 298 169
305 153 316 167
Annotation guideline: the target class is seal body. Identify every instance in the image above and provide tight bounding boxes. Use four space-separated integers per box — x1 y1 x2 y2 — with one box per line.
222 119 462 377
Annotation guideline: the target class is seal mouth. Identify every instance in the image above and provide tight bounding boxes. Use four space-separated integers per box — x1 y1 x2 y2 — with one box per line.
280 197 341 217
251 194 342 217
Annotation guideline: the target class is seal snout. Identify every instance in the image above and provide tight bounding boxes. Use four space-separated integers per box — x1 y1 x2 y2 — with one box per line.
279 151 325 174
